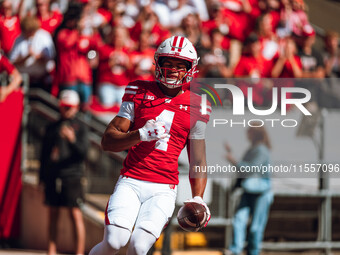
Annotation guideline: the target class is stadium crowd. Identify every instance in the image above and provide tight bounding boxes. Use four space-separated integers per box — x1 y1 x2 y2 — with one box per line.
1 0 339 112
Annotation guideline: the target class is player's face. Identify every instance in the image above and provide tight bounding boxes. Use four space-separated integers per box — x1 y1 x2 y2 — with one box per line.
161 58 188 83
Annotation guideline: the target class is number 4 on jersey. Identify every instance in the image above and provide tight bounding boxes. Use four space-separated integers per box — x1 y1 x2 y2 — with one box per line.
155 110 175 151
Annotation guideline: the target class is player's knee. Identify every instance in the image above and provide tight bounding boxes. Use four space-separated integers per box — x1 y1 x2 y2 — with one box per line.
129 240 151 255
130 242 148 255
105 225 131 252
128 228 156 255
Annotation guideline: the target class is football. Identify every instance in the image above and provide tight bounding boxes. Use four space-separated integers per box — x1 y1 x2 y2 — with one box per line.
177 202 208 232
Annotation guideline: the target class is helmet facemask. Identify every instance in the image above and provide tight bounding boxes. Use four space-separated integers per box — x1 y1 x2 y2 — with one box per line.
155 56 198 89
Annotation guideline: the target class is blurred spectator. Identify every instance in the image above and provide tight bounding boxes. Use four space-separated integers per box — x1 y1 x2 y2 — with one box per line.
129 31 155 81
137 0 171 27
96 26 131 108
256 13 279 61
39 90 88 255
226 124 273 255
106 0 138 28
323 31 340 78
219 0 258 41
270 38 302 110
271 38 302 78
80 0 110 37
264 0 281 31
169 0 198 28
50 0 69 14
280 0 310 37
0 0 24 55
95 0 112 24
35 0 63 35
175 13 210 54
0 50 22 102
318 31 340 108
233 33 273 106
130 5 170 48
202 1 232 46
234 33 272 78
54 2 94 110
10 16 55 91
296 25 325 78
200 28 232 78
187 0 209 21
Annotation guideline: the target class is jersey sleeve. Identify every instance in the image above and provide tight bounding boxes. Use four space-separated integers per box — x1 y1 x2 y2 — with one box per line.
117 101 135 121
192 93 211 124
189 120 207 139
121 82 140 102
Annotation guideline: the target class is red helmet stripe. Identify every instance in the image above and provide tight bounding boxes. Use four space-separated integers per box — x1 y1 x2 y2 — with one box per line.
178 36 185 52
171 36 178 51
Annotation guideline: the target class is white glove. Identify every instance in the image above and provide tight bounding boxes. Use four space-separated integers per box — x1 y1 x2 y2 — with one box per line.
139 119 168 142
184 196 211 228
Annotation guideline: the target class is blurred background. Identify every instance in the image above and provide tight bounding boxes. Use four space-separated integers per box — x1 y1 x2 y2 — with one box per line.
0 0 340 254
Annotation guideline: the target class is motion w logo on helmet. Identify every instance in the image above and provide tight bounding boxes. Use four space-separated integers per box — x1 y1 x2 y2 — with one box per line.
171 36 185 54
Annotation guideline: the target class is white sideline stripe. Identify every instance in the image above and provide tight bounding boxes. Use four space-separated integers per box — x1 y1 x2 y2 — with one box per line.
125 90 136 94
126 85 138 89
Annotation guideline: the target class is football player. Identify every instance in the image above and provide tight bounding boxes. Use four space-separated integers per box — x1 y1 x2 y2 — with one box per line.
89 36 211 255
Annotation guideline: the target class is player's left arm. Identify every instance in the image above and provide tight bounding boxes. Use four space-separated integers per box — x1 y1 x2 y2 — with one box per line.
187 139 207 198
186 138 211 226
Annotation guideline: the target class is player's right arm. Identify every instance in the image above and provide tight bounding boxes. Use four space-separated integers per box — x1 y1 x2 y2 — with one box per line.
102 82 168 152
101 116 140 152
101 109 167 152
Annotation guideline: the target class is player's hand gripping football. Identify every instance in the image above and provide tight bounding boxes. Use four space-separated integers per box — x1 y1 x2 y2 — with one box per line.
139 119 169 142
184 196 211 228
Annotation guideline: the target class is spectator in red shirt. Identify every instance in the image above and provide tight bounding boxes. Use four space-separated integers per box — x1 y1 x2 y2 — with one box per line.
219 0 258 41
257 13 280 61
233 33 273 106
0 0 24 55
94 0 112 25
234 33 272 78
129 6 170 48
96 25 131 108
55 2 94 111
280 0 310 37
0 51 22 102
129 31 155 82
35 0 63 35
270 38 302 109
200 28 233 78
271 38 302 78
202 2 232 48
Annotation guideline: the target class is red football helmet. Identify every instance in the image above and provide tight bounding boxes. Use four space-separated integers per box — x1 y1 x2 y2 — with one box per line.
154 36 199 88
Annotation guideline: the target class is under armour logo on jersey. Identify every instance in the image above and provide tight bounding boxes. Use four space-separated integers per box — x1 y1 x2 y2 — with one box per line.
180 105 188 111
165 99 172 103
171 36 185 53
